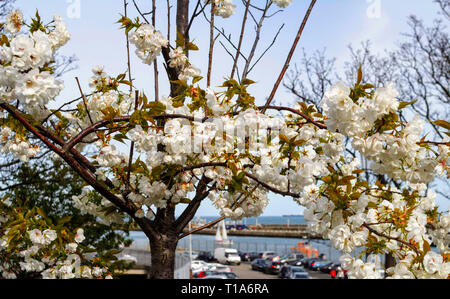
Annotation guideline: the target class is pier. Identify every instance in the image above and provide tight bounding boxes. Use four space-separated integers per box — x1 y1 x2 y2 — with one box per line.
125 223 322 239
183 224 322 239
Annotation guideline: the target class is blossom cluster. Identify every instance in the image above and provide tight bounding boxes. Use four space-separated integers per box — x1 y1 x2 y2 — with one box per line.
322 82 449 184
272 0 293 8
168 47 201 81
205 0 237 18
71 187 127 225
204 0 291 18
129 24 168 65
0 197 120 279
0 12 68 120
298 155 449 279
0 127 40 162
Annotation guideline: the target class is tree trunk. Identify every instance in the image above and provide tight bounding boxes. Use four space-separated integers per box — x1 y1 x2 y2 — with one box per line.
177 0 190 44
141 0 190 280
148 229 179 279
384 253 396 273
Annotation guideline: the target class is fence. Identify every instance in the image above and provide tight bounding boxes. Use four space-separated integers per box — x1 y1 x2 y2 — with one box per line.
177 237 351 262
124 245 191 279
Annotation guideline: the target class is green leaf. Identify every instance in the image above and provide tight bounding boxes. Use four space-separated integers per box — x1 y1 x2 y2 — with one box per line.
176 31 186 48
422 239 431 256
179 198 192 204
431 120 450 131
398 99 418 110
279 134 290 144
36 207 46 219
367 202 378 209
357 65 363 85
192 76 203 84
120 80 133 87
113 133 128 144
186 42 199 51
146 101 166 116
361 83 375 90
58 216 72 225
241 78 256 86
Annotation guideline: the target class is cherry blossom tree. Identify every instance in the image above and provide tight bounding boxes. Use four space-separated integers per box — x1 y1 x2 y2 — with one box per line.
0 0 449 279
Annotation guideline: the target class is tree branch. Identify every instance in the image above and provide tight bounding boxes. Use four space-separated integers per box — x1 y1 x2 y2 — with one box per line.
261 0 317 113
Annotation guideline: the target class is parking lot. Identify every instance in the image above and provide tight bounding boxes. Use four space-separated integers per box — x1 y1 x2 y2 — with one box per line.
191 250 343 279
230 262 331 279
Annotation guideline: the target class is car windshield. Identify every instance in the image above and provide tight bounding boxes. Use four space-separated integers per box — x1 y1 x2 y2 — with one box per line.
293 273 308 278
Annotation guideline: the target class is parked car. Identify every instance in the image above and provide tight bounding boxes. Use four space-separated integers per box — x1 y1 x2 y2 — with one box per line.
205 263 233 272
193 264 234 278
196 251 215 262
238 251 249 262
236 224 248 230
279 265 309 279
194 270 218 278
320 262 339 273
311 260 331 271
288 258 305 267
260 251 275 260
248 252 260 261
191 260 208 271
214 248 241 265
262 260 282 274
304 258 321 269
199 272 239 279
288 267 310 279
279 253 304 264
279 264 293 279
329 264 349 279
194 270 225 279
251 258 266 271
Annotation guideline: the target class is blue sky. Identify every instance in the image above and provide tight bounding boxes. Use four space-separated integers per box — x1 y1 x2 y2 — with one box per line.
13 0 446 217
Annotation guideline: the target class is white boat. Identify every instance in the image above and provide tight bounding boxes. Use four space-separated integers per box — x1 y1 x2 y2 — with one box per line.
215 220 233 245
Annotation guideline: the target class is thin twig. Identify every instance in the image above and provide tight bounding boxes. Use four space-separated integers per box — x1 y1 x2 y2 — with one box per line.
207 2 216 87
242 0 271 79
167 0 172 41
124 0 134 95
231 0 250 79
127 90 139 187
132 0 151 24
247 23 285 75
75 77 94 125
261 0 317 113
152 0 160 101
